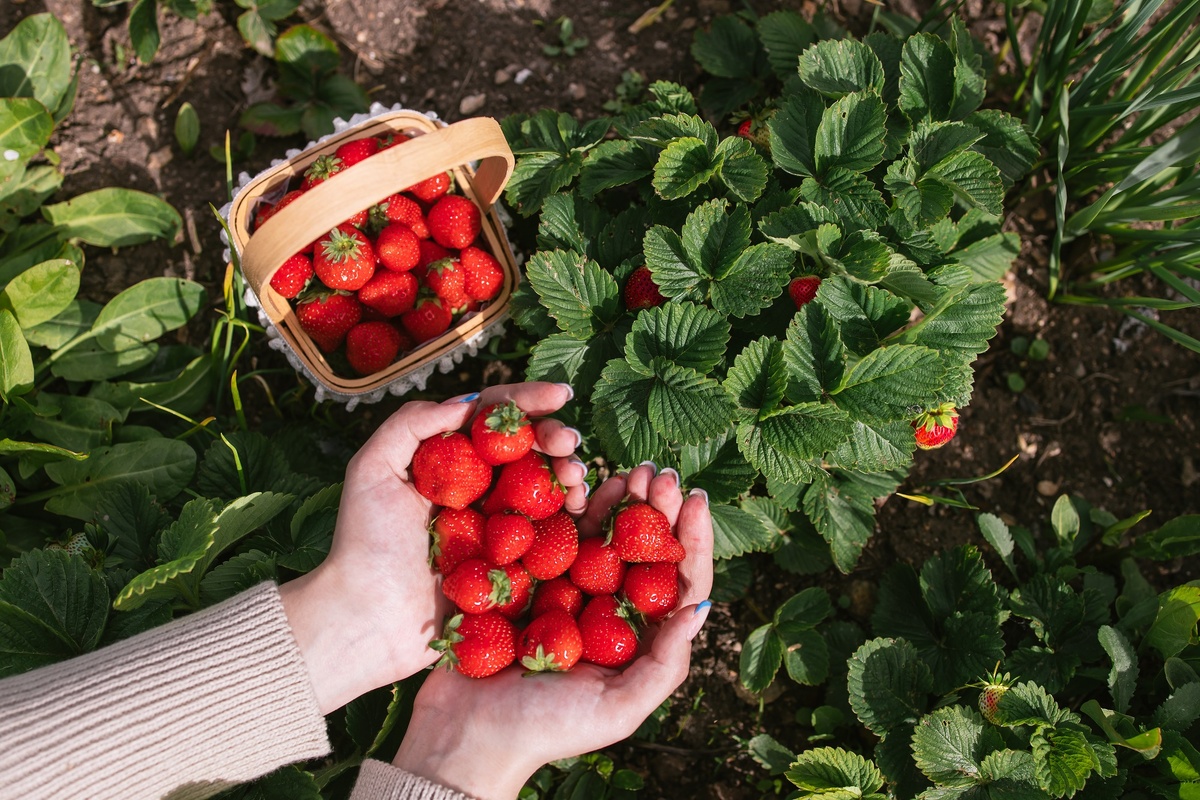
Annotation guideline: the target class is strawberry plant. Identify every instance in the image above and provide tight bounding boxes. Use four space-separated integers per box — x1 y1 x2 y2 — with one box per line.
502 17 1035 572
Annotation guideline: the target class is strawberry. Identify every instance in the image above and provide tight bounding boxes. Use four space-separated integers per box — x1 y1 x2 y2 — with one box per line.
624 265 665 310
443 558 508 614
977 668 1013 725
431 612 516 679
296 292 362 352
344 321 403 376
460 246 505 302
369 193 430 239
417 239 452 270
358 270 418 317
912 403 959 450
428 194 481 249
301 154 343 190
470 401 535 466
483 512 535 566
269 252 313 299
609 502 685 563
578 595 638 668
401 295 453 343
423 258 469 309
494 562 533 620
622 562 679 621
483 451 566 521
569 537 626 596
788 275 821 309
737 119 753 139
254 189 304 231
430 507 485 575
376 222 421 272
314 226 376 291
377 132 408 150
522 511 579 581
334 136 380 168
407 171 452 203
411 431 493 510
530 576 584 618
519 610 583 673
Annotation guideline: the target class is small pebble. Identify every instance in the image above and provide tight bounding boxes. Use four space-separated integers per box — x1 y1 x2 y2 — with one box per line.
1037 480 1060 496
494 68 511 85
514 68 533 85
459 93 487 115
567 82 587 101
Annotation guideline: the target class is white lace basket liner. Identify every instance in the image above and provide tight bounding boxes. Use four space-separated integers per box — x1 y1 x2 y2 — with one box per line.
220 103 519 410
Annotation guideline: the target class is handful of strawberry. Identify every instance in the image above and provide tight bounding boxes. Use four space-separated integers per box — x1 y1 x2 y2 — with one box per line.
414 401 687 678
254 133 508 379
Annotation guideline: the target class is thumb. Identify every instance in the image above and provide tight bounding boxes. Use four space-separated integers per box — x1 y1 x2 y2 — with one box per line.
609 602 710 716
351 397 478 476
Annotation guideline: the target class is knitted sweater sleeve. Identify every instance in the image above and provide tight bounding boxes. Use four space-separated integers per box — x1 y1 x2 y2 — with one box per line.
350 761 477 800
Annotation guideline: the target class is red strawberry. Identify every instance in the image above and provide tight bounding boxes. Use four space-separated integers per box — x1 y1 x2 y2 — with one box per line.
358 270 418 317
269 252 313 299
401 295 453 343
423 258 469 309
912 403 959 450
334 136 380 168
483 512 535 566
443 558 508 614
494 562 533 620
460 246 505 302
342 207 369 230
254 189 304 231
377 132 408 150
431 612 516 679
622 562 679 621
344 321 402 376
609 502 685 563
624 265 665 310
578 595 638 668
407 171 452 202
417 239 452 270
411 431 493 510
296 292 362 352
523 511 579 581
737 119 753 139
314 226 376 291
530 576 584 618
470 401 535 466
428 195 481 249
370 193 430 239
301 154 343 190
519 610 583 672
430 507 485 575
483 451 566 521
569 537 626 596
376 222 421 272
788 275 821 309
977 669 1012 725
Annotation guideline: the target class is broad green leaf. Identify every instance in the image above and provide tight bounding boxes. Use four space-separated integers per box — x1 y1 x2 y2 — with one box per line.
714 135 768 203
823 230 894 284
0 98 52 193
227 765 322 800
747 733 797 776
1156 682 1200 731
1132 515 1200 560
799 168 888 231
967 109 1038 187
758 202 840 251
200 550 276 606
276 482 342 573
27 394 121 452
532 194 601 261
1 258 79 329
197 492 294 578
629 114 718 151
105 354 216 417
814 92 887 175
783 303 846 403
1098 626 1137 715
690 16 757 79
653 136 719 199
592 360 669 468
578 139 653 198
929 150 1004 216
0 308 33 401
726 336 788 415
977 512 1018 579
847 637 933 737
238 102 303 137
922 545 1004 620
525 332 596 387
0 14 74 114
739 404 853 485
1031 726 1100 798
626 302 729 375
680 432 756 505
94 482 171 570
89 277 207 352
174 101 200 156
786 747 885 799
711 242 795 318
996 681 1076 728
817 277 911 355
710 502 777 560
952 232 1021 282
777 587 833 629
1051 494 1081 548
757 11 816 82
0 465 13 510
646 360 735 445
899 281 1006 361
740 623 784 693
114 498 220 611
832 345 945 423
42 188 181 247
783 628 830 686
0 549 108 669
525 250 619 338
799 38 885 97
828 420 916 472
979 749 1040 793
770 89 825 178
196 431 291 500
43 439 196 520
1145 585 1200 660
128 0 160 64
898 33 955 122
505 150 584 217
804 470 877 572
909 121 985 173
912 706 1001 786
0 163 63 233
50 341 159 381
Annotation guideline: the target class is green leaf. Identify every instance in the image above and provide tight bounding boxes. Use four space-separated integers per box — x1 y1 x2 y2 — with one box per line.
748 733 797 776
591 361 668 468
710 501 777 560
239 102 303 137
912 706 1002 786
88 277 207 352
952 232 1021 283
174 101 200 156
1096 626 1137 716
196 432 291 500
0 13 74 114
828 420 917 472
832 344 944 423
506 150 584 217
784 628 830 686
977 512 1017 579
646 360 735 445
114 497 219 611
714 135 768 203
42 188 181 247
726 336 788 415
106 354 216 417
43 439 196 520
128 0 160 64
770 89 825 178
1031 726 1100 798
740 622 785 693
909 121 985 173
27 394 121 452
344 681 414 760
814 92 887 176
899 33 955 122
899 281 1006 362
785 746 885 799
847 637 933 737
50 341 158 381
798 168 888 231
0 98 53 191
928 150 1004 216
94 482 171 570
783 303 847 403
922 545 1003 620
798 38 885 97
996 681 1076 728
777 586 833 629
525 249 619 338
1132 514 1200 560
979 749 1040 795
1145 585 1200 660
817 277 911 355
626 302 729 375
225 765 322 800
630 114 718 151
1 258 79 330
277 482 341 573
680 433 756 506
691 16 757 79
758 202 840 251
578 139 653 198
0 163 63 233
739 404 854 485
200 550 276 606
1156 682 1200 731
804 471 880 573
653 136 719 199
0 308 33 402
967 109 1038 187
823 230 894 284
757 11 816 82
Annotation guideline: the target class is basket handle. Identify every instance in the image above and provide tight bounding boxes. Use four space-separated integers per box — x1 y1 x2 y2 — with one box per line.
240 116 514 296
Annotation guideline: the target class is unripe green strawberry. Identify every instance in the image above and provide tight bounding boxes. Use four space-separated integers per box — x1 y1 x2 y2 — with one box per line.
977 668 1013 725
431 612 516 679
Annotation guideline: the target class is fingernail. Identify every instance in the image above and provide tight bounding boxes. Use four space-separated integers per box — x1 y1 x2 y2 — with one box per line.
659 467 680 485
638 461 658 475
565 427 583 450
582 480 591 498
569 457 588 482
687 601 711 641
688 487 709 506
456 392 480 403
556 383 575 401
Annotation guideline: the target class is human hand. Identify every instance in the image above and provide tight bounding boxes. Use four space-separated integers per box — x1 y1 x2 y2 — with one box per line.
390 465 714 799
279 382 587 714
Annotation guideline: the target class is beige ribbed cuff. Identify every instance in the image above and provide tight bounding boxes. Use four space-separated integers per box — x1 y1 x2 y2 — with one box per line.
0 582 330 800
350 760 477 800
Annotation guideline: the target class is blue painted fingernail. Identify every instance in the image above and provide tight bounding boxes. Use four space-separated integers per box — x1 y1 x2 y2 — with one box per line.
458 392 480 403
694 600 712 615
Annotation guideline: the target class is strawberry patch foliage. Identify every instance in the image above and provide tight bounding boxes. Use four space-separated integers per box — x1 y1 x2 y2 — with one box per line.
502 15 1034 572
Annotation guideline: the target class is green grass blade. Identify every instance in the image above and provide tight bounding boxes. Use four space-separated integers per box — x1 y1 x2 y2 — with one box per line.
1126 309 1200 354
1049 86 1071 299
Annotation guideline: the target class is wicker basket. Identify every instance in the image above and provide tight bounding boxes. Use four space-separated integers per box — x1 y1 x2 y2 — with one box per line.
225 109 518 403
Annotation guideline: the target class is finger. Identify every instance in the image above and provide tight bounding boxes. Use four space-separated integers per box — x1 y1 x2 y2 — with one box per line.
647 469 683 525
349 399 476 479
675 490 714 606
607 603 708 725
564 481 589 516
577 474 626 537
477 382 574 418
550 455 588 489
623 463 657 502
534 418 582 459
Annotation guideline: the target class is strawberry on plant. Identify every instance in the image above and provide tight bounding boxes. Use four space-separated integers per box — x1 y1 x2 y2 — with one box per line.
471 401 535 466
624 265 665 310
430 507 485 575
977 668 1013 725
569 536 626 596
460 246 505 302
578 595 638 668
788 275 821 309
737 119 753 139
622 562 679 621
522 511 579 581
609 502 685 563
431 612 516 679
912 403 959 450
530 576 584 618
483 451 566 521
334 136 380 168
519 610 583 673
401 295 453 343
269 252 313 299
483 512 535 565
301 153 344 190
428 194 481 249
314 226 376 291
376 222 421 272
411 431 492 510
344 321 403 376
443 558 509 614
358 270 418 317
296 292 362 352
494 562 533 620
407 171 452 203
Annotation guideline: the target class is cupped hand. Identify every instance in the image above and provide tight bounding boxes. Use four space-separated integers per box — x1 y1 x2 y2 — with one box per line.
280 382 585 714
390 465 715 800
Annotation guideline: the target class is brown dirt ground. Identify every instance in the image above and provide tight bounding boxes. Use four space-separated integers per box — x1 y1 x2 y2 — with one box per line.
4 0 1198 797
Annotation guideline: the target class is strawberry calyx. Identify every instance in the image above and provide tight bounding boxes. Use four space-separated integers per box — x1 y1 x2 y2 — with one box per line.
320 226 368 264
520 644 567 674
303 154 343 186
488 567 514 607
429 613 467 668
484 400 530 437
914 402 959 432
